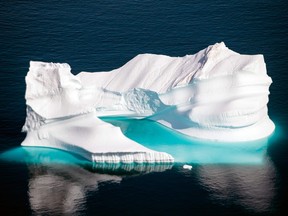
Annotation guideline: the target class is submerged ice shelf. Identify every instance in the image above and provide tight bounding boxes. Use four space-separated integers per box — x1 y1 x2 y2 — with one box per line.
21 42 275 163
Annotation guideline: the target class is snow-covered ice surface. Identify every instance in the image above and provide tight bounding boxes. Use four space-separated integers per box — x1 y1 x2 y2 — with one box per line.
21 42 275 163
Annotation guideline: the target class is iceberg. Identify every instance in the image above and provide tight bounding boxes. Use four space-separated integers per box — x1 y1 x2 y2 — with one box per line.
21 42 275 163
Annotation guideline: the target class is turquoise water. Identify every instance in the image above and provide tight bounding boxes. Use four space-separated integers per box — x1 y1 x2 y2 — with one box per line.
0 0 287 215
102 117 272 164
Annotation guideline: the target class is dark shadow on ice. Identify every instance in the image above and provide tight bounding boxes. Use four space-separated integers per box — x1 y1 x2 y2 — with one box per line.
150 104 201 130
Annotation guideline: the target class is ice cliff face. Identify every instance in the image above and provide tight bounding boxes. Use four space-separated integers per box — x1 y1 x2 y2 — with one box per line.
22 42 275 163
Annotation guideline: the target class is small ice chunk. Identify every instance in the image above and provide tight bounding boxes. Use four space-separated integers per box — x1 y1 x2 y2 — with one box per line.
183 164 192 170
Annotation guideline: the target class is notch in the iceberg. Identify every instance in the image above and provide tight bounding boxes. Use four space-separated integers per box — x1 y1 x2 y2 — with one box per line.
21 42 275 164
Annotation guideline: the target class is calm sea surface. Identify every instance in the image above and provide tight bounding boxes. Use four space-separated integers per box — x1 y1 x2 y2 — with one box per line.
0 1 287 215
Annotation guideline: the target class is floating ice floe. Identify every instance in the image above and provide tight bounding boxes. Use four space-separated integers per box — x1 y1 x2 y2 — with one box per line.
183 164 193 170
21 42 275 163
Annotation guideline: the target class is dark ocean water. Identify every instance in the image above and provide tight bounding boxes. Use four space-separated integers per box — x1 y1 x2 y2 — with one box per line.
0 0 288 215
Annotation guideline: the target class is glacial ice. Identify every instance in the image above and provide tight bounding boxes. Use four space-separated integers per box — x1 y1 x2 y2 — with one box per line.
21 42 275 163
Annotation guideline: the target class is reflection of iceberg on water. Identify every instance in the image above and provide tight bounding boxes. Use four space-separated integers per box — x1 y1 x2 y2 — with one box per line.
27 161 172 215
21 42 275 163
0 147 170 215
28 164 120 215
196 160 277 213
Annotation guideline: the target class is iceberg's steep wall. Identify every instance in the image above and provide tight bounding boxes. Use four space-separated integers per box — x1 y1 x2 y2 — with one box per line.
21 42 275 163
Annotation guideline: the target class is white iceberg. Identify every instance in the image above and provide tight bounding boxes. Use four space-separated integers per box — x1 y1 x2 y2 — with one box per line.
21 42 275 163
